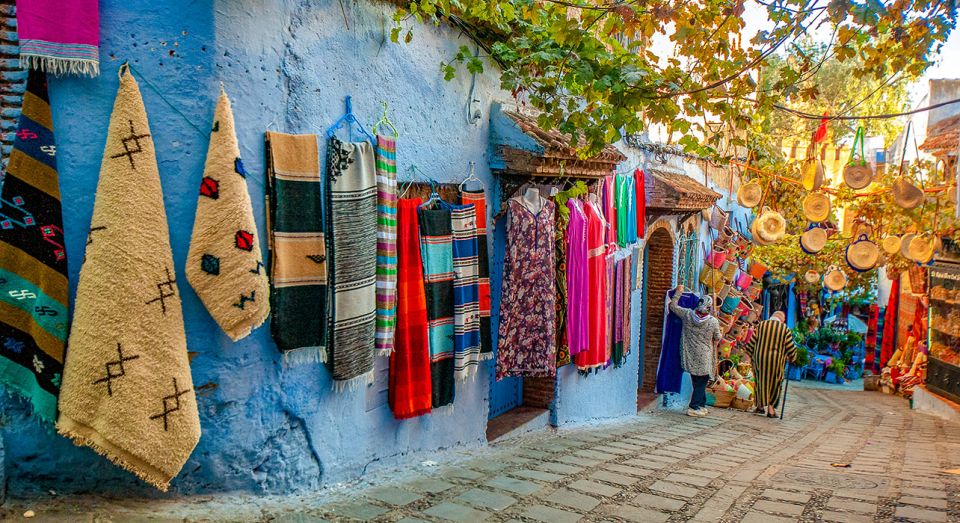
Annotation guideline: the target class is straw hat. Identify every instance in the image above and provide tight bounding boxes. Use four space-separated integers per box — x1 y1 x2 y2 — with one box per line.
881 235 902 255
892 177 924 209
802 192 831 222
900 232 917 259
804 270 820 284
846 234 880 272
737 181 763 208
823 266 847 291
800 226 827 254
755 207 786 243
751 219 772 246
908 233 937 264
801 158 824 191
843 162 873 190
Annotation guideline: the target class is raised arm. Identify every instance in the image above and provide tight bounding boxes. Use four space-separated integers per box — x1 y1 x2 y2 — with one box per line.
668 284 693 323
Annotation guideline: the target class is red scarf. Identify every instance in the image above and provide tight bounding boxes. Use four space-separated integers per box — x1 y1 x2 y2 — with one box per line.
880 279 899 368
635 169 645 239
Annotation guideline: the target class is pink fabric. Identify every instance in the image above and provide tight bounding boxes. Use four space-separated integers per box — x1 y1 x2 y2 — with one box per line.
566 199 588 356
603 175 617 248
16 0 99 75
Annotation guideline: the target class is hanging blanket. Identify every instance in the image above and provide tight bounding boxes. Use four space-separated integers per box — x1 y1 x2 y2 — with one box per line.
419 205 455 407
16 0 99 76
325 138 377 388
265 132 327 358
656 289 695 394
388 198 432 419
450 203 482 380
186 89 269 341
374 135 398 355
0 71 68 424
460 189 492 358
57 67 199 491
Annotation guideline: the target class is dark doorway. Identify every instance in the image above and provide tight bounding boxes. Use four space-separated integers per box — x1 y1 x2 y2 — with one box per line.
639 227 674 394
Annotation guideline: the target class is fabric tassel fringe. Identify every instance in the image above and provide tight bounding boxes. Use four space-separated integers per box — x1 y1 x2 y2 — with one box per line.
331 370 375 393
282 346 327 367
21 55 99 77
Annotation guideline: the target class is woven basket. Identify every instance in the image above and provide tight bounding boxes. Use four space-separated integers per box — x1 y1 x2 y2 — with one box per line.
731 397 755 411
863 375 880 391
712 389 735 408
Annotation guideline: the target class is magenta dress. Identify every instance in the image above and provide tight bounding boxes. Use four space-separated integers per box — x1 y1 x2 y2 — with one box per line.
497 198 557 379
566 199 589 356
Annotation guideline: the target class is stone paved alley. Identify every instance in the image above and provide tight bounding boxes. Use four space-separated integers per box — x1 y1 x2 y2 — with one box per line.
3 383 959 523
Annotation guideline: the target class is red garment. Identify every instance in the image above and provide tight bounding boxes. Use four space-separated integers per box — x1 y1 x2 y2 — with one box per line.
880 279 899 369
635 169 646 239
866 305 879 372
813 112 829 143
389 198 432 419
604 175 617 248
575 200 608 370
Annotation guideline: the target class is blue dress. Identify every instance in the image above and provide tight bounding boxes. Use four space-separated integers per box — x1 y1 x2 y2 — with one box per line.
656 289 698 394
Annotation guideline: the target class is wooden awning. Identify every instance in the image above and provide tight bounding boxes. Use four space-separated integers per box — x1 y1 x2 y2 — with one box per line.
645 168 721 212
920 113 960 158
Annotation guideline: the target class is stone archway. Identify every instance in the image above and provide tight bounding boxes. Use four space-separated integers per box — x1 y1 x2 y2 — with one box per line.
639 226 675 393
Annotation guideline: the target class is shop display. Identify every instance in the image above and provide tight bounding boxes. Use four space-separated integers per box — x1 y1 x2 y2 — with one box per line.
554 193 570 367
374 134 399 355
418 201 456 406
186 88 269 342
16 0 100 76
449 202 483 381
616 173 637 247
930 264 960 369
0 71 68 425
266 131 328 358
843 127 873 189
634 169 646 239
574 197 609 371
565 197 589 362
58 67 199 492
461 188 493 356
388 198 433 420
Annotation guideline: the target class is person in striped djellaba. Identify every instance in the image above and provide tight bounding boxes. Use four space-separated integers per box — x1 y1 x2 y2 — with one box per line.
744 311 798 418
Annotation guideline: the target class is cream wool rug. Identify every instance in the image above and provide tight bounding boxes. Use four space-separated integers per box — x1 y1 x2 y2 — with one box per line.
57 65 200 491
186 88 269 341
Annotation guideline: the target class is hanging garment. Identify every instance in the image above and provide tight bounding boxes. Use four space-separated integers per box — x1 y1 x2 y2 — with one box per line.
744 318 798 408
603 176 618 248
866 304 879 372
612 258 625 366
565 198 589 359
574 200 607 371
880 278 899 368
605 254 615 365
449 203 482 381
325 137 377 388
554 199 570 367
496 198 557 379
616 174 636 247
622 254 633 359
460 189 492 359
374 134 398 355
656 289 696 394
624 175 637 244
186 89 269 341
265 132 327 358
0 71 68 425
16 0 99 76
389 198 432 419
419 204 455 407
635 169 646 239
57 68 199 491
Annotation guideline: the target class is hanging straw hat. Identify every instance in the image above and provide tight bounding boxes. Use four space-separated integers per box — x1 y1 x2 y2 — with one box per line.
802 192 831 222
737 181 763 208
843 126 874 189
750 219 772 246
900 232 917 259
755 206 786 243
801 158 824 191
804 270 821 284
800 226 827 254
823 266 847 291
908 233 937 264
892 176 924 209
845 234 880 272
881 235 901 255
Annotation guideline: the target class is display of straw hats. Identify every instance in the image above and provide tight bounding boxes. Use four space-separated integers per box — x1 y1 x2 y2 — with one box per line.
737 181 763 208
804 270 820 284
801 158 824 191
843 162 873 190
900 232 917 259
845 234 880 272
823 266 847 291
802 192 831 222
892 176 924 209
751 219 772 246
881 235 902 255
907 233 937 264
800 225 827 254
754 207 786 244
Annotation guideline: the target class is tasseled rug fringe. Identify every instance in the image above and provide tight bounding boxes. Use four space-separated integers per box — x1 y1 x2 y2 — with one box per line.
22 54 99 77
282 346 326 367
331 369 375 393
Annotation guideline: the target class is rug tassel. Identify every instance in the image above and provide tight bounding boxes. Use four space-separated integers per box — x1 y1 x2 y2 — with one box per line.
478 352 495 361
375 349 393 358
331 369 375 393
282 346 326 367
432 404 455 416
21 54 99 77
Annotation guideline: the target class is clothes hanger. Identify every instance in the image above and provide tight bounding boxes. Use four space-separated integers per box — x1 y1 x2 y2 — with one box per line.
419 179 442 209
459 161 483 192
372 101 399 139
399 164 436 199
325 95 375 143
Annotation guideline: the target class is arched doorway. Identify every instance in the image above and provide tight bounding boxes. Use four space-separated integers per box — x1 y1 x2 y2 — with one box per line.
639 227 675 393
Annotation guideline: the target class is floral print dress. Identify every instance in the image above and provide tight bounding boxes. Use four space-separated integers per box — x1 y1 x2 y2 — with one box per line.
496 198 557 380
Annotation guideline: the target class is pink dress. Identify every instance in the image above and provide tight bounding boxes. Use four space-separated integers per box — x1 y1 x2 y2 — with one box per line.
575 200 608 370
566 199 588 356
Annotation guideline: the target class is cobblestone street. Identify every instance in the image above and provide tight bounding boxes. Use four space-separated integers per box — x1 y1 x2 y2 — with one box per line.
4 383 959 522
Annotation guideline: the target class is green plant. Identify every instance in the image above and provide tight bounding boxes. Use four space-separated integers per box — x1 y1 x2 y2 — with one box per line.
794 346 811 368
829 359 846 376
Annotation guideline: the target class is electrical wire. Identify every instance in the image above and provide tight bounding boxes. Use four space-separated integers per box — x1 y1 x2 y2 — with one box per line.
774 97 960 121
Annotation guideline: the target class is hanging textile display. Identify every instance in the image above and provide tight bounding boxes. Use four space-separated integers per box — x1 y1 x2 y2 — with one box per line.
58 67 199 491
866 304 879 372
0 71 68 425
574 199 607 371
419 203 455 407
265 132 327 358
554 197 570 367
635 169 646 239
656 288 695 394
15 0 100 76
605 254 615 364
325 137 378 388
497 198 557 379
450 203 482 381
622 254 633 359
186 88 269 341
612 258 625 366
460 189 492 358
616 173 636 247
603 176 617 247
374 134 398 355
566 199 589 360
388 198 432 419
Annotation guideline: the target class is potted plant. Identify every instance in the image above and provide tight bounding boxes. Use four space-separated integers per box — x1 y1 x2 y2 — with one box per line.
788 346 811 381
825 359 846 383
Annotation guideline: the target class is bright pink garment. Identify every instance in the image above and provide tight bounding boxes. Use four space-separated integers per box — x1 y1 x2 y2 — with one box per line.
575 200 608 371
566 198 589 356
16 0 100 76
635 169 646 239
603 175 617 248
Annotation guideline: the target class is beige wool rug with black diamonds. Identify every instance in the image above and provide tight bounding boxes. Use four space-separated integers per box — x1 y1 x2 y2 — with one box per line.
57 65 200 492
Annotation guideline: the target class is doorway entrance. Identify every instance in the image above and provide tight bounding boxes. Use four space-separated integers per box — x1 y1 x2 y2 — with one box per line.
639 227 674 396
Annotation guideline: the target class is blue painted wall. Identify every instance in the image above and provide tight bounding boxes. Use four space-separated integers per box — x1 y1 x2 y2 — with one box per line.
0 0 652 498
